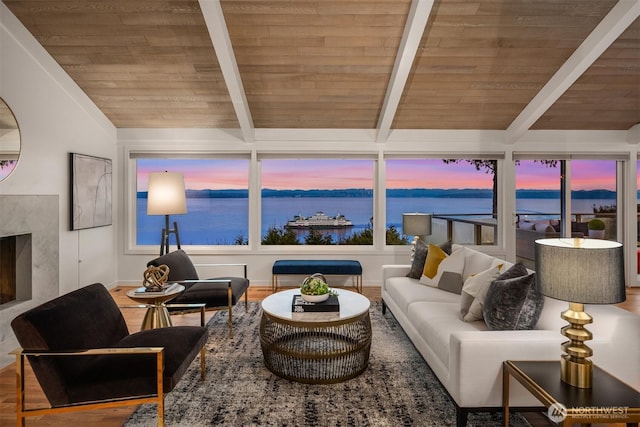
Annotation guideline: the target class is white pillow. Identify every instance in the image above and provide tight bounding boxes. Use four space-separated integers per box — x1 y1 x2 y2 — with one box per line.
459 260 504 322
420 247 465 287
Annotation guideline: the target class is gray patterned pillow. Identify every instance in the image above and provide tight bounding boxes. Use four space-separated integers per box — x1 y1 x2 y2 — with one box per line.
406 239 429 279
482 273 544 330
406 240 452 279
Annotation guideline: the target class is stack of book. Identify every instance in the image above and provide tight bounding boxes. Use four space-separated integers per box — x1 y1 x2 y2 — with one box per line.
134 282 180 295
291 294 340 313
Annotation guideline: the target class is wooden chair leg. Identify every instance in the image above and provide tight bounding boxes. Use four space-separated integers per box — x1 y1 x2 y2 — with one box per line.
16 353 26 427
156 352 164 427
200 347 206 381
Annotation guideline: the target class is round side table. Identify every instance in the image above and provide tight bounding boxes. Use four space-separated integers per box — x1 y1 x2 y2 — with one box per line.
126 284 184 330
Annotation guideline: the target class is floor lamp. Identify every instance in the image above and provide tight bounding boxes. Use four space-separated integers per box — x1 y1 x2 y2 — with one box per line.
147 171 187 256
402 213 432 261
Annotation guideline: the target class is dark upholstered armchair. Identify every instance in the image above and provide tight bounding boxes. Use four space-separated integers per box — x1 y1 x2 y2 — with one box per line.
10 283 208 427
147 249 249 338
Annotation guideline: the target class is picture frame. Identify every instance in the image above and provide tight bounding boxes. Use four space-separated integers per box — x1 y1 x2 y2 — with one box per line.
70 153 112 230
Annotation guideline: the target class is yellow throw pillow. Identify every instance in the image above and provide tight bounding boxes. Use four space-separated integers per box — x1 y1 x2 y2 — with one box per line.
422 244 447 279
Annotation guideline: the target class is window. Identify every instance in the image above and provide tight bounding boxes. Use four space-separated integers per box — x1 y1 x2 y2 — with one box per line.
385 158 498 245
572 160 618 239
136 158 249 246
260 159 374 245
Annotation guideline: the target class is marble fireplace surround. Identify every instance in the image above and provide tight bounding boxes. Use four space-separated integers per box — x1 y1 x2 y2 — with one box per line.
0 195 59 367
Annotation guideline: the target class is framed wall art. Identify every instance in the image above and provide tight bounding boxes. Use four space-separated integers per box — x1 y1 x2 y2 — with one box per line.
70 153 112 230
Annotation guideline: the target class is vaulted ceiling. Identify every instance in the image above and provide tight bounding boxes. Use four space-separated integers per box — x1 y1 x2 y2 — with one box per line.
3 0 639 141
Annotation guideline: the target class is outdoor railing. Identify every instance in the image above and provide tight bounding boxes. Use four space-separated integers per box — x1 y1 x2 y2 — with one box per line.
431 211 631 246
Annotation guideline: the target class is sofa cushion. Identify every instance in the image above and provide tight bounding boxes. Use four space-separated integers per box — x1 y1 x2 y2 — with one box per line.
420 246 465 287
459 261 503 322
406 239 429 279
438 271 464 294
483 273 544 330
386 277 460 312
461 247 502 282
407 301 487 369
421 244 448 279
406 240 452 279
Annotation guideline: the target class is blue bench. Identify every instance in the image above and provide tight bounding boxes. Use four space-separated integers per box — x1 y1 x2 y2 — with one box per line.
272 260 362 293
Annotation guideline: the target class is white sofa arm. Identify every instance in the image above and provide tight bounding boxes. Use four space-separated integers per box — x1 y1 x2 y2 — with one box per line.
448 330 563 407
382 265 411 290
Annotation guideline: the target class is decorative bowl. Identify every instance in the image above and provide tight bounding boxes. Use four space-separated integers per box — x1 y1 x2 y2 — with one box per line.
301 293 330 303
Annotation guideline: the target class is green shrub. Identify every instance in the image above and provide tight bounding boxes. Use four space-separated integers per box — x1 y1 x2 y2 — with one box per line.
588 218 605 230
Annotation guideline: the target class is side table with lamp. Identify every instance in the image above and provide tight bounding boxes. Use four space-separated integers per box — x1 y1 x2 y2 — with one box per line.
502 238 639 426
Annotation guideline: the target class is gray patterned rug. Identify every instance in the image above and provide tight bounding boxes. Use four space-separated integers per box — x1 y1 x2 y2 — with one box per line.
124 301 529 426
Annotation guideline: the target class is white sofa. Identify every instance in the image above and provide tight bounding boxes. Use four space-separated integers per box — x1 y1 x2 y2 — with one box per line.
382 244 640 426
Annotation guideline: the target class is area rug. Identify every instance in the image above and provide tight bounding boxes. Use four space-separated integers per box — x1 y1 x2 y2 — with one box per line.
125 302 529 426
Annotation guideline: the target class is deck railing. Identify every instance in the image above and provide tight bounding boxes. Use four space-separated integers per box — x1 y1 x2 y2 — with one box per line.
430 211 630 245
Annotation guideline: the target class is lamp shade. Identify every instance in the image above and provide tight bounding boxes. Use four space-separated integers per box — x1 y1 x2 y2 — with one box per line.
147 172 187 215
535 238 625 304
402 213 432 236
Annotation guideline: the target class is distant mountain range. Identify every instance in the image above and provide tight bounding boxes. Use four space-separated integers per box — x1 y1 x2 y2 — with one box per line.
137 188 622 199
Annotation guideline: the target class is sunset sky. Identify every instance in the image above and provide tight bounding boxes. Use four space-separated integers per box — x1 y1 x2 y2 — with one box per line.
137 158 628 192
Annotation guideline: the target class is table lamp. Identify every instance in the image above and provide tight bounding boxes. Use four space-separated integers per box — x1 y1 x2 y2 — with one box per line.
535 238 625 388
402 213 432 261
147 171 187 255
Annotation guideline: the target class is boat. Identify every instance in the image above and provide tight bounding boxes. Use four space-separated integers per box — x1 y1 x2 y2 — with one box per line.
285 212 354 229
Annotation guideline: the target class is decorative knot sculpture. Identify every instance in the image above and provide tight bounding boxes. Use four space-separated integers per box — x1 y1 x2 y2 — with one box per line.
143 264 170 292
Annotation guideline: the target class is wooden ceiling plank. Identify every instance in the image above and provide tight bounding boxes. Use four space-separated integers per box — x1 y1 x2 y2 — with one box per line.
377 0 434 142
200 0 254 141
506 0 640 142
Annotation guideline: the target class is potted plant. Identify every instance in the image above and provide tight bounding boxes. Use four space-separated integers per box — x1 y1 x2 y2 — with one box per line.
588 218 606 239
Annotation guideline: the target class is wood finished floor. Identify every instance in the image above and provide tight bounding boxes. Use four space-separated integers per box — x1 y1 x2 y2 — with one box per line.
0 285 637 427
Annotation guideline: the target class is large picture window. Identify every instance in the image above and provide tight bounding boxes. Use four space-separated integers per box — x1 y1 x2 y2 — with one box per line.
136 158 249 246
385 158 498 245
260 159 374 245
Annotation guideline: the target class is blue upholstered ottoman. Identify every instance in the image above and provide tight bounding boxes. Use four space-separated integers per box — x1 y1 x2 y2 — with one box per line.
272 260 362 293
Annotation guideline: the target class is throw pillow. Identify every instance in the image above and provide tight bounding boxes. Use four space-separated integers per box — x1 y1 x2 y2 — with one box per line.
438 271 464 294
420 246 465 287
406 239 429 279
495 262 529 282
459 262 503 322
420 244 448 281
483 273 544 330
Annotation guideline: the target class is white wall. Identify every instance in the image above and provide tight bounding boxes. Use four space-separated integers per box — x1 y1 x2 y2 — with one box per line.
0 1 118 359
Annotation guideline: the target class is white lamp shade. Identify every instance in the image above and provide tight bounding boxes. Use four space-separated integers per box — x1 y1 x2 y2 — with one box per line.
147 172 187 215
535 238 625 304
402 213 432 236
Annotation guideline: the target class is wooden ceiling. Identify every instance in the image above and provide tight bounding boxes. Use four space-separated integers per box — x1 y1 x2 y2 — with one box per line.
2 0 639 136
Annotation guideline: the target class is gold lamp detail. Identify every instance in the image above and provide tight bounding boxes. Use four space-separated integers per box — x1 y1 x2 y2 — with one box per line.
535 238 625 388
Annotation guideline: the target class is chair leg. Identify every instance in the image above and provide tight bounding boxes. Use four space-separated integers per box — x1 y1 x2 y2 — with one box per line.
156 352 164 427
200 347 206 381
244 290 248 311
16 354 26 427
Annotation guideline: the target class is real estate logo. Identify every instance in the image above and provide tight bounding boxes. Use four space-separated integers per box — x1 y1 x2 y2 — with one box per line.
548 402 567 423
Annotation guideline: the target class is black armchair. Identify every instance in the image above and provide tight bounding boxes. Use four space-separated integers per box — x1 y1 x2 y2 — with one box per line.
10 283 207 427
147 249 249 338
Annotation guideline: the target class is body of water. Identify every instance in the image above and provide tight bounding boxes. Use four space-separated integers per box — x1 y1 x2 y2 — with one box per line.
137 197 614 245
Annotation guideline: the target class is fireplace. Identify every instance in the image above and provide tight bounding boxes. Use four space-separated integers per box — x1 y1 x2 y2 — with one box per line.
0 195 59 368
0 233 32 305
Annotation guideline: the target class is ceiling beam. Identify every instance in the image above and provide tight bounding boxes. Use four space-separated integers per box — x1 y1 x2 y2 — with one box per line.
376 0 434 143
199 0 254 142
506 0 640 144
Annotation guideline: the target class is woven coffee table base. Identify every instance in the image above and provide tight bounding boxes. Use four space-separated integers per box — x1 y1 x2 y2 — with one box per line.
260 311 372 384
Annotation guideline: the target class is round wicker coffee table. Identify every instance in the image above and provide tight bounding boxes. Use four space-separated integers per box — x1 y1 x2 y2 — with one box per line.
260 288 371 384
